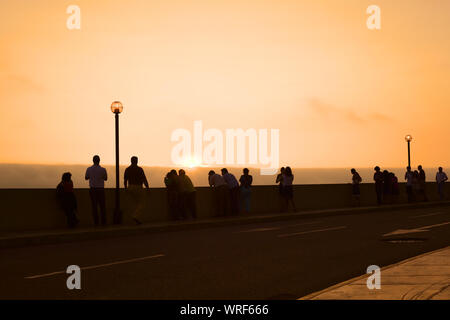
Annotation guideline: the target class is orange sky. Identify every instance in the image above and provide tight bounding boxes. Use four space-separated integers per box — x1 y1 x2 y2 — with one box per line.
1 0 449 169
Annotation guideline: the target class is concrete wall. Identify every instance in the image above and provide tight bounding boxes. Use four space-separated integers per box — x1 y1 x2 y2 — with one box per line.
0 182 444 233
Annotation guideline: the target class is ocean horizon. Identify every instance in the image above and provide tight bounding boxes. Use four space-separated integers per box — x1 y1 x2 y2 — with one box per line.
0 164 442 189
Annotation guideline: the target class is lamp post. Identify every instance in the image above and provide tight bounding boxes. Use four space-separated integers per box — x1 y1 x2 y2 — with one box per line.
111 101 123 224
405 134 413 168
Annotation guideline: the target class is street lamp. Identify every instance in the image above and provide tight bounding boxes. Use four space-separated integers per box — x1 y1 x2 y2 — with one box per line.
405 134 413 168
111 101 123 224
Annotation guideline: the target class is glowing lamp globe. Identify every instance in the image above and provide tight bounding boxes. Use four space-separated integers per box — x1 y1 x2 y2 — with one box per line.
111 101 123 114
405 134 413 142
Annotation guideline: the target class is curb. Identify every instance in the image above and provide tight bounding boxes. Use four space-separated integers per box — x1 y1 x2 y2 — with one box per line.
1 201 449 249
298 246 450 300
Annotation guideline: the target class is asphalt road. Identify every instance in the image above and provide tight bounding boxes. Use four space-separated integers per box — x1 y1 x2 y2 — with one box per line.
1 205 449 299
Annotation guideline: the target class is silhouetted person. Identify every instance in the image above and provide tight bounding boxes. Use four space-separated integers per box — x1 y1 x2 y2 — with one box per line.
178 169 197 219
390 172 400 203
239 168 253 214
281 166 297 212
85 155 107 226
221 168 240 215
404 166 414 203
412 170 421 201
276 167 285 196
56 172 79 228
208 170 228 217
164 170 181 220
383 170 392 203
124 156 149 225
418 165 428 201
350 168 362 206
373 166 383 205
276 167 285 210
436 167 448 200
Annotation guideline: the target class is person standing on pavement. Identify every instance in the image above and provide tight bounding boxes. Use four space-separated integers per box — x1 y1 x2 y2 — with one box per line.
276 167 286 212
418 165 428 202
239 168 253 214
56 172 79 228
124 156 149 225
85 155 108 226
383 170 393 204
373 166 383 205
208 170 228 217
281 166 297 212
165 170 181 220
350 168 362 206
178 169 197 220
404 166 414 203
276 167 285 194
391 172 400 203
412 170 422 202
221 168 240 215
436 167 448 200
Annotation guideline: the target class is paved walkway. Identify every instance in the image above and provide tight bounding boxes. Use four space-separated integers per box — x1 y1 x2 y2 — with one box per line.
300 246 450 300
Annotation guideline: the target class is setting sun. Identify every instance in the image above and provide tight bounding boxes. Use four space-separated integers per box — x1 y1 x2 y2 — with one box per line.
183 157 203 169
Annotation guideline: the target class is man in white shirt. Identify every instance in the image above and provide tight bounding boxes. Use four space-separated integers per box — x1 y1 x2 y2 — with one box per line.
436 167 448 200
208 170 228 216
85 155 108 226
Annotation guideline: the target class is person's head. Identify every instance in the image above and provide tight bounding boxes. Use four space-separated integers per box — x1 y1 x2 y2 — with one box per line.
208 170 215 176
285 166 293 176
93 155 100 165
179 169 185 176
221 168 228 175
351 168 356 174
374 166 380 172
418 165 423 170
439 167 443 172
170 169 177 176
406 166 411 172
280 167 285 173
131 156 138 165
62 172 72 182
383 170 389 174
243 168 249 175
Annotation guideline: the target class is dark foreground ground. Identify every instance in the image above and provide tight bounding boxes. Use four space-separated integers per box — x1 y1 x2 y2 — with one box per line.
0 205 449 299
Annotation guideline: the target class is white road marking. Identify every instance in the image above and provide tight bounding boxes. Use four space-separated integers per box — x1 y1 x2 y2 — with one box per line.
289 221 323 227
277 226 347 238
383 221 450 237
234 221 322 234
410 211 446 219
25 254 165 279
234 227 280 233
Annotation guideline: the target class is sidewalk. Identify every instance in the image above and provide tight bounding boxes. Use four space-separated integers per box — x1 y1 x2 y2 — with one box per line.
300 246 450 300
1 200 449 249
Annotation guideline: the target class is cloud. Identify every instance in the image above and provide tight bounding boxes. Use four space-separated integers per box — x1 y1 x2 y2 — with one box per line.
308 98 391 124
370 112 391 122
0 73 45 93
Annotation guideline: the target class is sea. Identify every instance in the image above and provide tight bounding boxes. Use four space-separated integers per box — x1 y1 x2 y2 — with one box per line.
0 164 439 189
